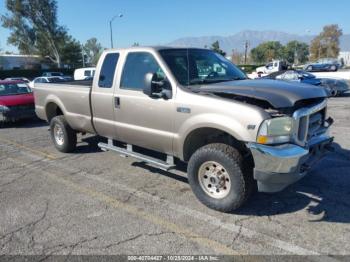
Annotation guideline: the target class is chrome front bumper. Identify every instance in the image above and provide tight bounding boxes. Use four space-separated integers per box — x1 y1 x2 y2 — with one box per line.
248 135 333 193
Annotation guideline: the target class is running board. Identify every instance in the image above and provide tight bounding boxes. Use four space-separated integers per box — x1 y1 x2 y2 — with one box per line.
98 140 176 171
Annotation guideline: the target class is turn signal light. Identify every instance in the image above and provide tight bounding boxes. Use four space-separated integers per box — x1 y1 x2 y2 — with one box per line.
257 136 268 144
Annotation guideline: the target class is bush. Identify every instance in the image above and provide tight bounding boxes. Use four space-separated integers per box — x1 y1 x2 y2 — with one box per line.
0 69 75 80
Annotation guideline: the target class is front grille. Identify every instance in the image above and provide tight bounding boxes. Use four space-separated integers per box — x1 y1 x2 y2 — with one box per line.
293 100 327 146
307 109 326 140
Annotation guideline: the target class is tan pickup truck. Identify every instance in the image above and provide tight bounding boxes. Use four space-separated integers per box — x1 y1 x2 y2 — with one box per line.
34 47 334 212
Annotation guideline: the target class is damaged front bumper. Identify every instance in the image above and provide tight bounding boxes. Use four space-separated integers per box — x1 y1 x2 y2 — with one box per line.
248 135 334 193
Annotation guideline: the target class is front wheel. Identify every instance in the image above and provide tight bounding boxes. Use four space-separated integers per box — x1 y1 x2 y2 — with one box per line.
50 115 77 153
330 89 338 97
187 143 254 212
330 65 337 71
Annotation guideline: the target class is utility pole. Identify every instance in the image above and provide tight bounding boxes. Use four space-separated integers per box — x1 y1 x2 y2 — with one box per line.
244 41 249 64
81 44 85 67
109 13 123 48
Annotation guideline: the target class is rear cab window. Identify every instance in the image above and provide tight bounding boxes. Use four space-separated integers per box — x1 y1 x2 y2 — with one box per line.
98 53 120 88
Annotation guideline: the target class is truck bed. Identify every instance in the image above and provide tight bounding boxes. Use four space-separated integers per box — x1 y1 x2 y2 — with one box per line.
34 81 94 133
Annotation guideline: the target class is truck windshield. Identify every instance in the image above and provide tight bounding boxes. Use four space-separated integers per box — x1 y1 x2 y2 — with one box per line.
159 49 247 86
0 83 32 96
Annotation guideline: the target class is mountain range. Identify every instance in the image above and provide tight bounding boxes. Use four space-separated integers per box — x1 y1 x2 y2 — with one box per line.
168 30 350 53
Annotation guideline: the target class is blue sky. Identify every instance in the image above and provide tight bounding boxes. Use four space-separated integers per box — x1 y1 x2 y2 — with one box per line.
1 0 350 52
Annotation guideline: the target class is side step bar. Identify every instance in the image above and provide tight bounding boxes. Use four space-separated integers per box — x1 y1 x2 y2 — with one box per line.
98 139 176 171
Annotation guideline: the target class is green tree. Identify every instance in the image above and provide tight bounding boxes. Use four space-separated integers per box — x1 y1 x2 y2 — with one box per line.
1 0 81 68
250 41 285 64
210 40 226 56
83 38 103 66
61 36 83 68
310 24 343 60
283 41 309 64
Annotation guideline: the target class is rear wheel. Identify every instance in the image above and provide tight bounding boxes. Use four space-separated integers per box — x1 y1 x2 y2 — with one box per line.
307 66 313 71
50 115 77 153
187 143 254 212
330 65 337 71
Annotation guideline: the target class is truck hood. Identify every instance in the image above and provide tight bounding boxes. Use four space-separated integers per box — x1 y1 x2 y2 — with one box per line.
198 79 327 108
0 93 34 107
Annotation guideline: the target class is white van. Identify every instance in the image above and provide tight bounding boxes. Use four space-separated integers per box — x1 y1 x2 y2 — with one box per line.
74 67 96 80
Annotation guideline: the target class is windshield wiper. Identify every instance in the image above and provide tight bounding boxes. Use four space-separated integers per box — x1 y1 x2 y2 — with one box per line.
189 77 246 85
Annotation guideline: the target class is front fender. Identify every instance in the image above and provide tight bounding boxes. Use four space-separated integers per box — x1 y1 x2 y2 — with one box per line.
174 113 258 160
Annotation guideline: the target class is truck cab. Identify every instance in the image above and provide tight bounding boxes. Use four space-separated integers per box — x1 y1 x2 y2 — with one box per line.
256 60 288 75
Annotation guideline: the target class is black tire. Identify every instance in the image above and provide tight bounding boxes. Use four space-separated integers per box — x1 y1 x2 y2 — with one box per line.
330 89 338 97
50 115 77 153
307 66 313 71
187 143 254 213
330 65 337 72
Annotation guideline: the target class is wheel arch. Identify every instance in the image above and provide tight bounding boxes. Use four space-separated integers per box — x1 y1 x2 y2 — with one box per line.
182 127 252 163
45 98 66 123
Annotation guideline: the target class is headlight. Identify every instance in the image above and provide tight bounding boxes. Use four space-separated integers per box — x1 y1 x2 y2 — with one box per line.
257 117 294 144
0 105 9 113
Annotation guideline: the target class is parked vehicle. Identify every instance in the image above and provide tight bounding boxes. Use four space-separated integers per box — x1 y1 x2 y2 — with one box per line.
42 72 73 81
263 70 349 97
0 80 35 122
34 47 333 212
29 76 66 89
74 67 96 80
5 77 30 83
256 60 288 75
304 58 341 72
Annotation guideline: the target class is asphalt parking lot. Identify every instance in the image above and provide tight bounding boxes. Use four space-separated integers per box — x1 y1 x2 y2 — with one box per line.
0 95 350 257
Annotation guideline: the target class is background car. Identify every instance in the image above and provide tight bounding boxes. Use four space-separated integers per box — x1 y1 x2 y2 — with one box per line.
304 58 341 72
262 70 349 97
29 76 67 89
42 72 73 81
0 80 35 122
4 77 31 83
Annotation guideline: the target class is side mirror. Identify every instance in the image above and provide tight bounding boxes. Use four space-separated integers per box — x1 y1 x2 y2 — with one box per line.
143 72 172 99
143 73 156 97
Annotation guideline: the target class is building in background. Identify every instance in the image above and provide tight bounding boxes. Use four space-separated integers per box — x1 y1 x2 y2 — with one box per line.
338 51 350 67
0 54 52 70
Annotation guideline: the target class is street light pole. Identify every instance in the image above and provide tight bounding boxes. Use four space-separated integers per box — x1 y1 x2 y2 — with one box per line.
109 13 123 48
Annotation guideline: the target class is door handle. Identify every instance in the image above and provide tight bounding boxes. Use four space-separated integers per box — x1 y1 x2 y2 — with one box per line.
114 97 120 108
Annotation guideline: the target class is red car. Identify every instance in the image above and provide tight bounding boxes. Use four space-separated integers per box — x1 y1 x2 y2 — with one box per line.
0 80 36 122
